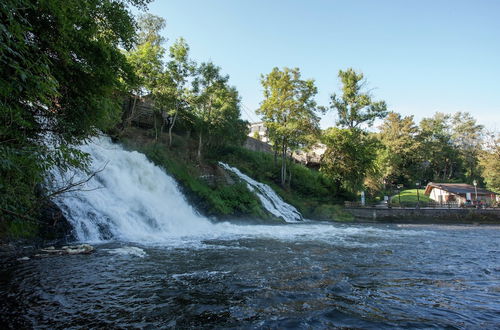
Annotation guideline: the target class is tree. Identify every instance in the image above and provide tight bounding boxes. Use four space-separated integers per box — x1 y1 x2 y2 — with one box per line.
479 133 500 193
330 68 387 129
451 112 484 182
164 38 195 147
418 113 461 182
377 112 421 186
124 13 165 129
258 67 320 187
191 62 246 160
321 128 380 192
1 0 150 220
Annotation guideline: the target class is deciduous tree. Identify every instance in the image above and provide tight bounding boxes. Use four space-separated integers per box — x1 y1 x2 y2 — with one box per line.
451 112 484 182
377 112 421 186
321 128 380 192
258 67 320 187
164 38 195 147
479 133 500 193
191 62 246 160
0 0 150 220
330 68 387 129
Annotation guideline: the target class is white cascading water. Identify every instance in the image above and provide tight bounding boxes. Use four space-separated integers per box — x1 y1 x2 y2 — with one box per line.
52 136 214 243
52 136 423 246
218 162 302 223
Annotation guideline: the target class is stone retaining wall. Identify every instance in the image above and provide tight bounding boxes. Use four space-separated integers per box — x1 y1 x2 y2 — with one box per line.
344 207 500 224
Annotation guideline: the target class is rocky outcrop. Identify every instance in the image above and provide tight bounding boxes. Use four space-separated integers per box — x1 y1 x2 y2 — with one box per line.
38 200 74 243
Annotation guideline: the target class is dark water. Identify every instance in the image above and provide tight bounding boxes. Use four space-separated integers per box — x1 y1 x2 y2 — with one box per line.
1 223 499 329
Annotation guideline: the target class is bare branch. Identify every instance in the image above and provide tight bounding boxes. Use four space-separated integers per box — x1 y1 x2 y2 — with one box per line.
46 161 109 199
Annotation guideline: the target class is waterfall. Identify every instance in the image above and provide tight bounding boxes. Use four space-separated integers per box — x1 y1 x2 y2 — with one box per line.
218 162 303 223
52 136 214 242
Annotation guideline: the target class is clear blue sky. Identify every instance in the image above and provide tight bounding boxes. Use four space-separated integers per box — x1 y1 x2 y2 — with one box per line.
140 0 500 130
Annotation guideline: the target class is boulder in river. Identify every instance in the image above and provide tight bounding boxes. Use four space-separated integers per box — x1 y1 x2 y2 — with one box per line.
40 244 94 255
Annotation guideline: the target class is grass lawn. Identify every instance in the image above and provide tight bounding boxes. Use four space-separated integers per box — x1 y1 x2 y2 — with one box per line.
391 189 430 203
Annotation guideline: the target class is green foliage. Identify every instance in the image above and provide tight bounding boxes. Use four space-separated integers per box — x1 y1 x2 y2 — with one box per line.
451 112 484 181
191 62 248 157
418 113 463 182
313 204 354 222
258 67 321 186
216 145 348 219
330 68 387 129
376 112 421 186
1 0 149 222
479 134 500 193
120 133 268 219
3 220 38 239
321 128 380 192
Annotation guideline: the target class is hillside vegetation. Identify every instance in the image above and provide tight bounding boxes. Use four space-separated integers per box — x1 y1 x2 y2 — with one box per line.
119 127 353 221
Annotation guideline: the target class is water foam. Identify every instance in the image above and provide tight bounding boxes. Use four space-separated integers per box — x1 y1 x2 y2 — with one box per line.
107 246 147 258
53 136 213 243
53 136 427 246
218 162 302 222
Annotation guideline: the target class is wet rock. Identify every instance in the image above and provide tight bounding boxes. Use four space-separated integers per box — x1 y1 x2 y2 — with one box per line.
38 201 74 242
40 244 94 255
62 244 94 254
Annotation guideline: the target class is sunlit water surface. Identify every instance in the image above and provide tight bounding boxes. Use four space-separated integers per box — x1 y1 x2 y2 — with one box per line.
1 222 499 329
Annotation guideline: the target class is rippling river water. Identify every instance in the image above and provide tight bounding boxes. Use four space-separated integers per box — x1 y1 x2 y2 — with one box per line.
1 222 499 329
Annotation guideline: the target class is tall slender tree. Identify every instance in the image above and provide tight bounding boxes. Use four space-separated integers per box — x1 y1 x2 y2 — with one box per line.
321 68 386 193
124 14 165 129
330 68 387 129
165 38 195 147
258 67 320 187
479 133 500 193
191 62 245 160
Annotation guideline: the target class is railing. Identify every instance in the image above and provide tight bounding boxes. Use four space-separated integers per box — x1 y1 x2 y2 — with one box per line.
345 201 499 209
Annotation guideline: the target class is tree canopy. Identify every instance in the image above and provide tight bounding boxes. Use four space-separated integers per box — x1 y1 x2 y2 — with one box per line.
1 0 151 220
258 67 321 186
330 68 388 129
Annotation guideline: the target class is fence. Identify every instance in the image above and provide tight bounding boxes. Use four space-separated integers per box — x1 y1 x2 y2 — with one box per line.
345 201 499 209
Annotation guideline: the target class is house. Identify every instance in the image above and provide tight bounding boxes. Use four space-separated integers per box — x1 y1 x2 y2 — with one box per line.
248 122 269 143
424 182 498 204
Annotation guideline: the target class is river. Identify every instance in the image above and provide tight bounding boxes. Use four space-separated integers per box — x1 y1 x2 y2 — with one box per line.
1 137 499 328
1 222 499 329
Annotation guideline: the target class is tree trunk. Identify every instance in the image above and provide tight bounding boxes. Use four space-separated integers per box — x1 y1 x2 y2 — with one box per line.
281 141 287 187
154 113 158 141
168 110 178 148
125 95 138 128
197 132 203 161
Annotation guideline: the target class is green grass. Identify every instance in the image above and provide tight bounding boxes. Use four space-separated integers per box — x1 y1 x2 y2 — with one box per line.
119 128 271 220
214 145 352 220
391 189 430 203
119 127 351 221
